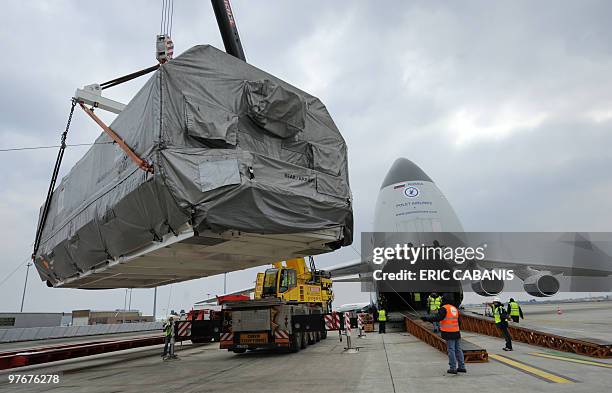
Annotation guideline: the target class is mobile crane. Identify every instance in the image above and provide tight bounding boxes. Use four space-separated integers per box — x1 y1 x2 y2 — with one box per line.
220 257 333 353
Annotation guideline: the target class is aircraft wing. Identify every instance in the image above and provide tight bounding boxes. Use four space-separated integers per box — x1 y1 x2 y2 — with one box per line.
324 256 612 279
324 258 369 278
331 274 373 283
477 259 612 277
322 259 374 284
471 232 612 277
464 233 612 295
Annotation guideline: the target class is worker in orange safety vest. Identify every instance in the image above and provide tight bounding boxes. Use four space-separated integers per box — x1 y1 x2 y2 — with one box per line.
422 295 466 374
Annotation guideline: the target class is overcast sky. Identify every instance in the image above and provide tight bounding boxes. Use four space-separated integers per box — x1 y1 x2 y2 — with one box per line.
1 0 611 316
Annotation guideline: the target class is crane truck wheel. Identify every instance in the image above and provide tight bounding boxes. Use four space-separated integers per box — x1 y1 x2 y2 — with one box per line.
300 332 307 349
289 333 300 353
321 330 327 340
315 331 321 342
233 348 247 354
307 331 316 345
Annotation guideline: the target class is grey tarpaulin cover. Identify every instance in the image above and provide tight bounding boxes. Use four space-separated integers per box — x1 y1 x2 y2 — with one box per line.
34 45 353 288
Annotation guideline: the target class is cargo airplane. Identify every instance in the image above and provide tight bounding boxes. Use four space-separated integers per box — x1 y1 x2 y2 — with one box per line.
324 158 612 312
199 158 612 312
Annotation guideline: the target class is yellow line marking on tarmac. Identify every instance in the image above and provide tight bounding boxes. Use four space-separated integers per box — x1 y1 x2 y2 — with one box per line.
529 352 612 369
489 354 576 383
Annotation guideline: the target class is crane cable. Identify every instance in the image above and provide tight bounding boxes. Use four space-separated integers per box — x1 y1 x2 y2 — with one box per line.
169 0 174 37
0 257 30 288
0 142 115 152
160 0 174 36
160 0 166 34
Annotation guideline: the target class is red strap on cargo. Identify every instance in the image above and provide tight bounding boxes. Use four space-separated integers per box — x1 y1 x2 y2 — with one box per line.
78 103 154 174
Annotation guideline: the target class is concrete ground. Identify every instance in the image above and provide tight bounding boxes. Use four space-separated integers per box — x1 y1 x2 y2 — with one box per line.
1 301 611 393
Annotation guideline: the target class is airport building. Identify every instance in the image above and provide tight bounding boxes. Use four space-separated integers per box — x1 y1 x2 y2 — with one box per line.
0 312 72 329
71 310 154 325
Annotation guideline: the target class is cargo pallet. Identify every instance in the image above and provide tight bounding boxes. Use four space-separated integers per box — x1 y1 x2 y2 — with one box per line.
459 312 612 358
404 317 488 363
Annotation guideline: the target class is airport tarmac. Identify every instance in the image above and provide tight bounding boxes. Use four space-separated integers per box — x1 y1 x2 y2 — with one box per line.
1 301 611 393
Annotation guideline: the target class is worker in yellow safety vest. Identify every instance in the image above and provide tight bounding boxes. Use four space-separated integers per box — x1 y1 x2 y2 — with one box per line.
506 298 524 323
427 292 442 332
377 308 387 334
492 297 513 351
421 295 466 374
161 316 174 358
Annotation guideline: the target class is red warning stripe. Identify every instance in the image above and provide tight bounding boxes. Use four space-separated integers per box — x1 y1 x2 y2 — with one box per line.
176 321 191 337
274 330 289 339
344 312 351 334
325 313 341 330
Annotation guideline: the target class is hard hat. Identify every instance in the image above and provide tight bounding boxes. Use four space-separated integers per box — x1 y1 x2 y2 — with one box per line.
493 297 501 303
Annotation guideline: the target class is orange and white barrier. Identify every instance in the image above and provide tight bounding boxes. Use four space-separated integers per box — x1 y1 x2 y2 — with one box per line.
344 312 351 336
325 312 341 330
343 312 358 353
357 313 366 337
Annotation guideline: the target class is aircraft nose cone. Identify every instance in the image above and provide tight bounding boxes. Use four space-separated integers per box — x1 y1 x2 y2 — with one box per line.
380 158 433 189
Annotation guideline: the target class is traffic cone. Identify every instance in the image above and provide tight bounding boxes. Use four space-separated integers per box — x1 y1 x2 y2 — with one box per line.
557 305 563 315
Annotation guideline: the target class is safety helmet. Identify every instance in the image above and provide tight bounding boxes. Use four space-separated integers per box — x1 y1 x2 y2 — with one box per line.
493 296 501 303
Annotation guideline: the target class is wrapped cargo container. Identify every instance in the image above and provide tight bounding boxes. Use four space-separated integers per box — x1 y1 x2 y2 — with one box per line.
33 45 353 289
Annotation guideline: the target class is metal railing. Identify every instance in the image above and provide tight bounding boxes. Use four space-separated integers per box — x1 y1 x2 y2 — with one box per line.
0 322 162 343
0 335 164 370
459 312 612 359
404 317 488 363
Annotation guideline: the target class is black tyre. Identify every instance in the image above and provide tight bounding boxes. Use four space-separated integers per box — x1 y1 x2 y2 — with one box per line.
307 331 315 345
290 333 300 353
315 331 321 342
233 348 247 354
300 332 307 349
321 330 327 340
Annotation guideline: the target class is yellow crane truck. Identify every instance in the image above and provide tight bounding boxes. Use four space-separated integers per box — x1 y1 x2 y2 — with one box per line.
220 257 333 353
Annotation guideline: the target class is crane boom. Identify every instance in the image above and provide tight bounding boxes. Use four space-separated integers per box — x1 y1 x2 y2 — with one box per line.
211 0 246 61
